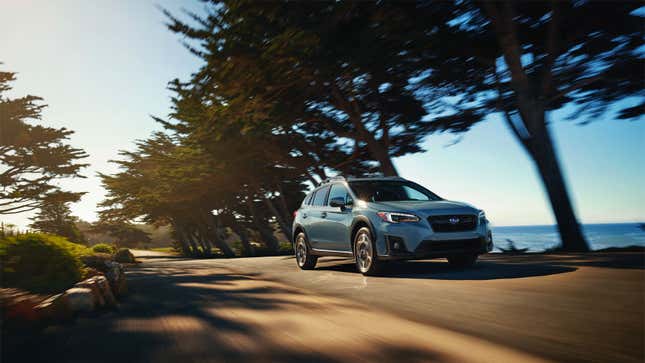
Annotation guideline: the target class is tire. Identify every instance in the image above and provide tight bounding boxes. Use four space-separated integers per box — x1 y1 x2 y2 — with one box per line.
354 227 382 276
295 232 317 270
447 253 478 268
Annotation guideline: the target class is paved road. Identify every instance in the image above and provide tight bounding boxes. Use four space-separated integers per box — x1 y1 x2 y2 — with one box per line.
190 252 645 363
4 251 643 363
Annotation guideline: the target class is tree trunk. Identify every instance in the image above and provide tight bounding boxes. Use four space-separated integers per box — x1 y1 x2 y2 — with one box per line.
195 226 212 257
330 84 399 176
525 121 589 251
183 227 200 256
372 147 398 176
348 115 398 176
275 182 292 223
231 219 254 257
207 214 235 257
264 197 292 242
171 221 190 255
484 2 589 252
246 197 280 252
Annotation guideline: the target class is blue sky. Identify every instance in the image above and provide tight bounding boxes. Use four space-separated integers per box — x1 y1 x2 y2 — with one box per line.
1 0 644 228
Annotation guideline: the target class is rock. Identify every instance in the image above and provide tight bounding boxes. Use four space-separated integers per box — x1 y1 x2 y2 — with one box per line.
75 280 105 308
65 288 95 312
80 253 112 272
104 261 127 297
34 293 72 322
84 267 104 279
114 248 136 263
93 276 117 307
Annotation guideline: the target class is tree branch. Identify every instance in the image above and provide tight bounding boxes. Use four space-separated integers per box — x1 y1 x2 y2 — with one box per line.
541 0 561 97
548 75 603 104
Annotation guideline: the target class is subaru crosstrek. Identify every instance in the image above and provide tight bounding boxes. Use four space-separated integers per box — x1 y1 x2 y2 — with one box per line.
292 176 493 275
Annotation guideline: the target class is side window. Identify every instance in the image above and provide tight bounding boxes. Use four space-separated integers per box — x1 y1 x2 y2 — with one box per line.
302 191 314 206
328 183 350 205
312 186 330 206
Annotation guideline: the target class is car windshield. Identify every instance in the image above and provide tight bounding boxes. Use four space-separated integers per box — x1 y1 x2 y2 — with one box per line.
348 180 441 202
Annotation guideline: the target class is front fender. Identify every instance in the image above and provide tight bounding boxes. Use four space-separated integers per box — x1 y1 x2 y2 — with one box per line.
350 215 378 247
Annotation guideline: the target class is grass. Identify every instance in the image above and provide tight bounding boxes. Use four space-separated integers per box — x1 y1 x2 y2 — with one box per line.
149 247 180 254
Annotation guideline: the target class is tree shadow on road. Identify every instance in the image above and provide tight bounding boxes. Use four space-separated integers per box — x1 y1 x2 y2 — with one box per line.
314 251 643 279
315 258 577 280
3 265 448 363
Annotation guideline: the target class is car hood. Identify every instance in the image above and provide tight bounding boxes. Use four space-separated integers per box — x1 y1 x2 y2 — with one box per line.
368 200 479 216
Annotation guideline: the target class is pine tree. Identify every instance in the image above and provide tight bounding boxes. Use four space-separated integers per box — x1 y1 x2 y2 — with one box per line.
29 201 86 244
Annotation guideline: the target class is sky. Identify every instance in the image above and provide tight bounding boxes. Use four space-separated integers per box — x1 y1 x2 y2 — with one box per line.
1 0 644 229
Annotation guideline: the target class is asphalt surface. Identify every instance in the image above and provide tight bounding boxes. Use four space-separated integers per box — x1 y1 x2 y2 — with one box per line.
4 251 643 363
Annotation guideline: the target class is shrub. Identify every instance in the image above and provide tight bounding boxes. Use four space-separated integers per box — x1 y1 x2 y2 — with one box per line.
278 242 294 254
114 248 135 263
80 253 113 271
92 243 115 254
0 234 87 293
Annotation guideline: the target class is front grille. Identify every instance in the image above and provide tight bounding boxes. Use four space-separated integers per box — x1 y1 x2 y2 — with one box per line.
415 238 482 254
428 214 477 232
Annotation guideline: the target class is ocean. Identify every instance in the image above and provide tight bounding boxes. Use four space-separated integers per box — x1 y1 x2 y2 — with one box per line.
491 223 645 252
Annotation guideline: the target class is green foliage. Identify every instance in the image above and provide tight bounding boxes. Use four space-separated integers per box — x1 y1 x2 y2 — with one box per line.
114 248 136 263
97 1 642 256
29 200 87 244
80 252 113 271
0 233 89 293
163 1 428 176
91 243 115 254
403 1 641 251
0 71 88 215
278 242 294 254
90 221 151 248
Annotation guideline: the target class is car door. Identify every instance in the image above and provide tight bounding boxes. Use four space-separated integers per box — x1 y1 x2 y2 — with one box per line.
318 183 353 252
305 185 330 249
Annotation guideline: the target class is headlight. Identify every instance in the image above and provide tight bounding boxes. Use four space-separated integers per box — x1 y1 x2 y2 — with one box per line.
376 211 420 223
478 210 487 223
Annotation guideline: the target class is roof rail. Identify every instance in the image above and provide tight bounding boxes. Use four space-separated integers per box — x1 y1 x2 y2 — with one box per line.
318 175 346 186
381 176 405 179
345 174 406 180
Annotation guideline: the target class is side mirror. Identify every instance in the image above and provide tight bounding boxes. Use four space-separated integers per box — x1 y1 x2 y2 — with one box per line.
329 197 346 209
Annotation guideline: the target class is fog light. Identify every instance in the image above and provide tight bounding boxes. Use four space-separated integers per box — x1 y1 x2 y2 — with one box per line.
386 235 406 254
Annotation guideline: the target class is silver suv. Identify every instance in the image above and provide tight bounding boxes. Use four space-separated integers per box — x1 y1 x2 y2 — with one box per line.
292 176 493 275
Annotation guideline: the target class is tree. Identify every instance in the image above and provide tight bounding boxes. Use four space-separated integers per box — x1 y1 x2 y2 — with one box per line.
29 200 86 244
104 1 642 256
164 1 430 176
408 1 643 251
0 71 88 214
90 221 151 248
98 133 239 256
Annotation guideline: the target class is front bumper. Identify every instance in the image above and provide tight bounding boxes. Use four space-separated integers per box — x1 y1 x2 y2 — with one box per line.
374 218 493 260
379 236 493 260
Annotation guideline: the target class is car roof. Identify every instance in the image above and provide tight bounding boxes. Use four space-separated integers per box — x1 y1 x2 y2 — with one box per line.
346 176 407 182
317 175 408 187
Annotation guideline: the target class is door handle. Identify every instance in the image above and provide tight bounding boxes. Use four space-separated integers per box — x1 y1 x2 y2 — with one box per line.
321 211 327 218
302 213 308 219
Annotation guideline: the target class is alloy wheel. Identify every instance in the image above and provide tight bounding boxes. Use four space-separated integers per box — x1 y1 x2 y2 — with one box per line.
296 235 307 267
356 232 373 273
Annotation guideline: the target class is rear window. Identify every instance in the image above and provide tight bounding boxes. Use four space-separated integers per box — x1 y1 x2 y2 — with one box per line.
312 186 330 206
